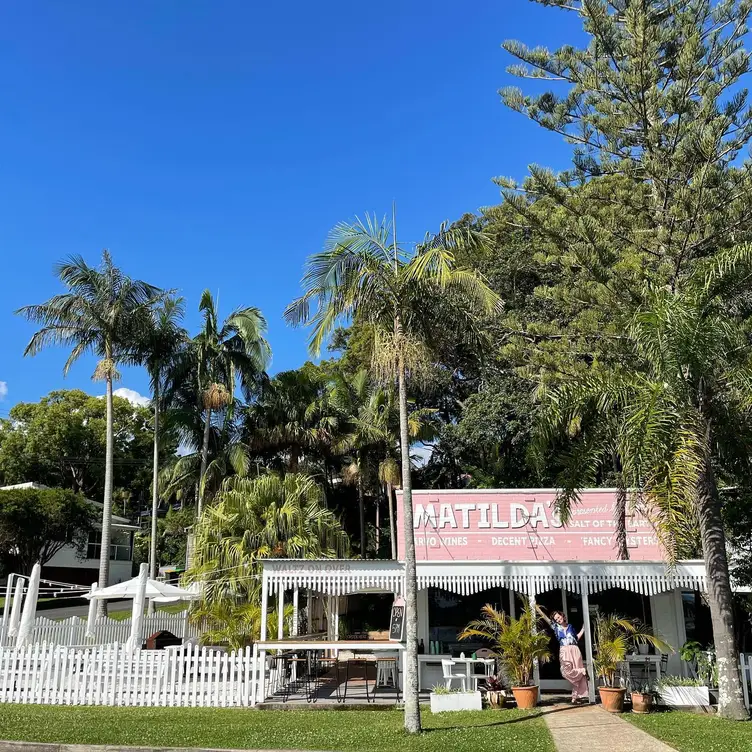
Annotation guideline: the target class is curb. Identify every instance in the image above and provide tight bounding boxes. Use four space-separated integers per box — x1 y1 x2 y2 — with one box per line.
0 744 328 752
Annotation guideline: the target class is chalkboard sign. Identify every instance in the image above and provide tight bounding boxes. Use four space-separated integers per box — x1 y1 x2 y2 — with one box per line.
389 604 405 641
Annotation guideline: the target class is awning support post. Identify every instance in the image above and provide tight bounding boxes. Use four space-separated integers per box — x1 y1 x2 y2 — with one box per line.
581 585 596 704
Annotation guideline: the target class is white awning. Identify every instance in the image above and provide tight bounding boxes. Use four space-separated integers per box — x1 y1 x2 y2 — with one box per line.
85 577 199 601
261 558 709 597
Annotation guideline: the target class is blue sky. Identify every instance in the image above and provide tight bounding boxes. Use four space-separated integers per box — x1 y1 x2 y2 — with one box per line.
0 0 582 414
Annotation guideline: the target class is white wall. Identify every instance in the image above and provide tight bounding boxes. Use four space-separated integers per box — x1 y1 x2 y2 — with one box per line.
45 547 133 586
650 590 686 676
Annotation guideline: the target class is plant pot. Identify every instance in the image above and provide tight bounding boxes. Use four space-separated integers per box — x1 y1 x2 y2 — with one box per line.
658 686 710 708
486 690 506 709
631 692 653 714
430 691 483 713
599 686 626 713
511 685 539 709
637 644 650 656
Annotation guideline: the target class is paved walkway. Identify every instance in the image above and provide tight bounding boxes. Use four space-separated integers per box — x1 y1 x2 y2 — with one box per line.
543 704 675 752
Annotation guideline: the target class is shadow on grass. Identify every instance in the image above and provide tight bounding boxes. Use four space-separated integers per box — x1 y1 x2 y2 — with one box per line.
424 702 585 734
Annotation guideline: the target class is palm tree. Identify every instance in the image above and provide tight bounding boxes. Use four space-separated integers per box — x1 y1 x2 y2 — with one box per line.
285 212 500 733
535 244 752 720
136 296 188 586
16 251 162 614
194 290 270 517
187 473 349 643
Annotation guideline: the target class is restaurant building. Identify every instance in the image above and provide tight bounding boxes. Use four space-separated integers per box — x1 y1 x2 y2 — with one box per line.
257 488 713 703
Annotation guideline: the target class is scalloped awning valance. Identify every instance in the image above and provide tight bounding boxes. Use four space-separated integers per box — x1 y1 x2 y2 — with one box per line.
261 559 708 597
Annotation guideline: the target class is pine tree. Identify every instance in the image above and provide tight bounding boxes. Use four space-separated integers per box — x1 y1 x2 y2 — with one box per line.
499 0 752 719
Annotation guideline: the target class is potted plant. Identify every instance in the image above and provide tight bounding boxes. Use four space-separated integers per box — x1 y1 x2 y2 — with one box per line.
657 676 711 708
485 675 507 708
680 641 717 690
429 685 483 713
631 680 656 714
593 613 671 713
460 604 551 710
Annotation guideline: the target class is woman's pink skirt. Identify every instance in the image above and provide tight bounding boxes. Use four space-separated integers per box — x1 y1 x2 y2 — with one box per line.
559 645 588 700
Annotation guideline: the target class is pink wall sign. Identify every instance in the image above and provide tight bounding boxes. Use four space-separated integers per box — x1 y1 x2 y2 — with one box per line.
395 490 664 562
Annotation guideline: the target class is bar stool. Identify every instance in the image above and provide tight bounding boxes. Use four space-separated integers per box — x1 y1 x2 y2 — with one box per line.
375 653 400 701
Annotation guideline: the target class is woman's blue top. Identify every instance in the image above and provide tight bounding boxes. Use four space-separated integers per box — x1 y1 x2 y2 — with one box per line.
553 623 579 646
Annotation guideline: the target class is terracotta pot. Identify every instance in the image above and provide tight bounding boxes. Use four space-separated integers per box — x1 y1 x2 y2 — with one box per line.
487 690 507 709
599 686 626 713
631 692 653 714
511 685 539 709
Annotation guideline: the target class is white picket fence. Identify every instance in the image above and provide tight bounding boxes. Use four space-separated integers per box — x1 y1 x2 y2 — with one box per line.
0 642 256 707
2 613 197 648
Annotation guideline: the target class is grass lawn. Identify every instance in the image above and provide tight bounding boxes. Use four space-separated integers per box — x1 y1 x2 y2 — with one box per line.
0 704 554 752
107 604 187 621
628 711 752 752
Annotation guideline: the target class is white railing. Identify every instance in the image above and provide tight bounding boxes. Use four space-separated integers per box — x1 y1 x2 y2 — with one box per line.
741 653 752 710
0 642 255 707
2 613 198 647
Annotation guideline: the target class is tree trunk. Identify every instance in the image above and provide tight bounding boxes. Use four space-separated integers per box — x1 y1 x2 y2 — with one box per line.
198 407 212 519
358 453 366 558
387 482 397 560
375 494 380 555
398 359 421 733
289 445 300 474
615 484 629 561
697 455 748 720
97 373 114 617
148 381 160 616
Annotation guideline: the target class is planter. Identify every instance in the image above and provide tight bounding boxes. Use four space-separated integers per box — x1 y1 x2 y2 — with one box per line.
658 686 710 708
430 691 483 713
511 685 539 709
631 692 653 714
637 644 650 656
486 690 506 709
599 686 626 713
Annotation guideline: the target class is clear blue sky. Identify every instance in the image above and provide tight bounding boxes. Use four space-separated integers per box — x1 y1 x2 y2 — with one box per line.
0 0 582 413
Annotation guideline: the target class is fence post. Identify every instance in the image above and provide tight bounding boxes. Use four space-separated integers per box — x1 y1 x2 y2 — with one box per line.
741 653 751 711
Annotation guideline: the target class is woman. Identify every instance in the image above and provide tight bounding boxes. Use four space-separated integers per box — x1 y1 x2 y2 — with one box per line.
537 606 589 703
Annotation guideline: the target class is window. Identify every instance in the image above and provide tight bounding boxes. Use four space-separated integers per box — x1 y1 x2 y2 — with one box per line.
86 531 132 561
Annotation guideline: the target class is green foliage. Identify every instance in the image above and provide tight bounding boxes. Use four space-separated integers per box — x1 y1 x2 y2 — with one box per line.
0 486 97 574
133 507 191 569
658 676 705 688
592 613 671 688
459 604 551 687
187 473 348 609
0 390 176 508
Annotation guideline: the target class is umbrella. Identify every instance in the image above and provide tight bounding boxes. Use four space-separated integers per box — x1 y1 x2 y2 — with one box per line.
16 562 41 647
84 576 199 601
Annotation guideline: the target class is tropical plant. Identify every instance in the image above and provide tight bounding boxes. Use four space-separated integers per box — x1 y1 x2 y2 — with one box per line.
459 604 551 688
193 290 270 516
187 473 348 624
680 641 718 687
592 613 671 688
16 251 163 613
535 244 752 716
191 600 293 650
285 212 500 733
135 296 188 584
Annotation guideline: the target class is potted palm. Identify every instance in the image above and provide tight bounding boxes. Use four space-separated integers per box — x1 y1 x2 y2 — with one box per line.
593 613 671 713
460 604 551 710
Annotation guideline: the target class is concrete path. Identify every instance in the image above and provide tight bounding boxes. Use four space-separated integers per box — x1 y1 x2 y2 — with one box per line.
543 704 675 752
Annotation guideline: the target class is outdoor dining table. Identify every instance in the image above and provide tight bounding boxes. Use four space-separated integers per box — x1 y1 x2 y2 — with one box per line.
621 654 665 682
450 656 496 688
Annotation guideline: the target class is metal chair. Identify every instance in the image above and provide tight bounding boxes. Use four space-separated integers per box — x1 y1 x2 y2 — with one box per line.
441 659 467 691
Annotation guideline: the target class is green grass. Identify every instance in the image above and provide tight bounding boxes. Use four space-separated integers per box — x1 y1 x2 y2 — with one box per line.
106 604 187 621
0 705 554 752
627 710 752 752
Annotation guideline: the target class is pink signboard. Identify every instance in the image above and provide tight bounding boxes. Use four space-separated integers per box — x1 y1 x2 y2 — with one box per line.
395 490 664 562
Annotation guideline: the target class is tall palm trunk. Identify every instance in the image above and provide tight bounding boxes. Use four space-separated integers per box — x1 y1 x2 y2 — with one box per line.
198 407 212 518
398 356 421 733
387 482 396 560
148 382 160 616
375 496 380 554
358 452 366 557
97 372 115 617
697 453 747 720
